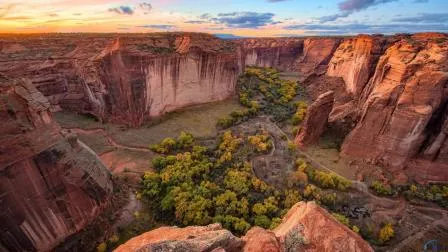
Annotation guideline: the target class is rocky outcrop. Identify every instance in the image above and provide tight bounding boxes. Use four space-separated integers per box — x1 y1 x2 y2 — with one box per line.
296 38 341 80
116 202 372 252
237 38 304 72
296 91 335 146
273 202 373 252
341 34 448 177
327 35 388 96
0 79 113 251
242 227 280 252
114 224 244 252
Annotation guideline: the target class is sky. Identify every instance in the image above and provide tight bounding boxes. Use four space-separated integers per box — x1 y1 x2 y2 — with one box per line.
0 0 447 36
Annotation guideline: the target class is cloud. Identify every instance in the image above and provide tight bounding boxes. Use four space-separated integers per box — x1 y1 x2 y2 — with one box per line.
201 12 277 28
0 16 32 20
318 12 351 22
391 13 448 23
139 2 152 11
73 13 82 16
317 0 397 23
338 0 397 12
108 6 134 15
413 0 429 2
137 24 176 30
284 22 448 35
185 20 207 24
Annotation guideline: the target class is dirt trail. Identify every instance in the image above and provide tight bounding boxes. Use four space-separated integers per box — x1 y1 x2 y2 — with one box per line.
66 127 152 153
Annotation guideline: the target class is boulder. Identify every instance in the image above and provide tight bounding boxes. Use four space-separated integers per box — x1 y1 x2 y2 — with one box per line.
242 227 281 252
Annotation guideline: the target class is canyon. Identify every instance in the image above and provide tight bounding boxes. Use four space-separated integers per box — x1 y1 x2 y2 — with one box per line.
1 32 446 182
0 32 447 251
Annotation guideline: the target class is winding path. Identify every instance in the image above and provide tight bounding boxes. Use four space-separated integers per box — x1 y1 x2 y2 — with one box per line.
66 127 153 153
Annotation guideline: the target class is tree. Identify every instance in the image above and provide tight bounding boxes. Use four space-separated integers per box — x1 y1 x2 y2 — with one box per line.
284 190 302 209
177 131 194 148
254 215 272 229
379 223 394 244
224 170 250 195
141 172 162 197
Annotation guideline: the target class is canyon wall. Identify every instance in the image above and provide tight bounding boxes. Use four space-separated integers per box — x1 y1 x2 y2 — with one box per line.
98 35 239 126
339 33 448 182
236 38 304 72
0 79 113 251
0 33 240 127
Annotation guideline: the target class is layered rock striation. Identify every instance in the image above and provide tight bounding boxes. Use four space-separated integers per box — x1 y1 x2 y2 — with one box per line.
0 79 113 251
0 33 240 127
340 34 448 181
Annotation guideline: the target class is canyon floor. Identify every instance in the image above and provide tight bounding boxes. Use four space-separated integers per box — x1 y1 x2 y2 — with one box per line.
53 73 448 252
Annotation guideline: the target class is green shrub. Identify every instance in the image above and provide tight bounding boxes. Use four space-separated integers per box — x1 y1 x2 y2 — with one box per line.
332 213 350 227
379 223 394 244
371 181 393 196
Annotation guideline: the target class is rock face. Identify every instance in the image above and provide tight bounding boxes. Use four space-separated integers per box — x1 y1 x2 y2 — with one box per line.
327 35 388 96
116 202 372 252
237 38 304 72
0 79 113 251
242 227 280 252
98 35 240 126
296 38 341 80
0 33 240 127
114 224 244 252
296 91 335 146
340 34 448 179
273 202 373 252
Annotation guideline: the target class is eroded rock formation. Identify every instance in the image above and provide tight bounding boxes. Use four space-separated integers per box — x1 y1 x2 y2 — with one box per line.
274 202 373 252
114 223 244 252
237 38 304 72
0 33 240 127
296 91 335 146
340 34 448 181
115 202 373 252
0 79 113 251
327 35 388 96
295 38 341 80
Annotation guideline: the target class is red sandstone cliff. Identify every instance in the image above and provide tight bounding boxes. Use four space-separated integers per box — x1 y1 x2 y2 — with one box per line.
340 34 448 181
327 35 388 96
0 33 240 127
0 78 113 251
115 202 373 252
236 38 304 72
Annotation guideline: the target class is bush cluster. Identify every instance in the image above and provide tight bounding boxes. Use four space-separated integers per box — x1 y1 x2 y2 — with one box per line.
403 183 448 208
142 131 303 235
370 181 394 196
149 131 194 154
292 101 308 125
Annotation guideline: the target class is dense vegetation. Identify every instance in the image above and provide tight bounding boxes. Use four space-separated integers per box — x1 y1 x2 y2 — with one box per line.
217 67 308 129
141 127 360 236
142 131 298 234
